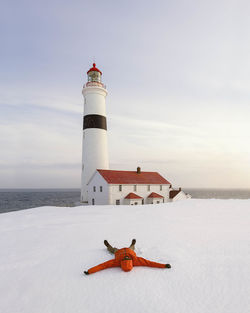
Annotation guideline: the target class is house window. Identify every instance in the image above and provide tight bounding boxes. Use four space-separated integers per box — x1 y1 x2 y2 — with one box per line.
92 198 95 205
93 186 96 192
119 185 122 192
147 185 150 191
134 185 137 192
134 202 138 205
116 200 120 205
160 185 162 191
142 199 144 205
157 201 160 204
100 186 103 192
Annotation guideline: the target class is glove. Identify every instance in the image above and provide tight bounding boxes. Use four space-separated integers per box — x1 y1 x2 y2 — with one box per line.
84 271 89 275
165 264 171 268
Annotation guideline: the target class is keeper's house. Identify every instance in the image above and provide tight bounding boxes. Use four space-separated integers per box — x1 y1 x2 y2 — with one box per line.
87 167 190 205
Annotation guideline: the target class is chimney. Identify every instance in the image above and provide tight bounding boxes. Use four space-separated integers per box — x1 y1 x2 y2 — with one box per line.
137 167 141 174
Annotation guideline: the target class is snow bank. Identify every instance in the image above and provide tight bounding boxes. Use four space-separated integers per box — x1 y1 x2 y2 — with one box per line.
0 199 249 313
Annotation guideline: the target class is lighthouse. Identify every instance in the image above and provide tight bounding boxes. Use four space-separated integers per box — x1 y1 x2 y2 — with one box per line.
80 63 109 202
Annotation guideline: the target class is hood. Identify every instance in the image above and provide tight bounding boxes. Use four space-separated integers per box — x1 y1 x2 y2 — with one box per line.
121 259 133 272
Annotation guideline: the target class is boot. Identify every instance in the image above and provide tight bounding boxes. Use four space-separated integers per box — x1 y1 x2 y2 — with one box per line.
104 240 110 247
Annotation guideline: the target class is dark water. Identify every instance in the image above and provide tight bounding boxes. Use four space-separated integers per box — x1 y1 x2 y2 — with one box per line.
0 188 250 214
185 188 250 200
0 189 81 214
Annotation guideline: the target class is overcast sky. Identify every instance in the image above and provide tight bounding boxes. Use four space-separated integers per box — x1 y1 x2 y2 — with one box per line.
1 0 250 189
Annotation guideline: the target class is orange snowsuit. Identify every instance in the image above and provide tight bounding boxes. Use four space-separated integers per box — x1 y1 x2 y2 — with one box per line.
87 248 166 274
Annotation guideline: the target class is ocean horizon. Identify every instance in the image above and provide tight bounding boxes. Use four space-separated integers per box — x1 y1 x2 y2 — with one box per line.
0 188 250 214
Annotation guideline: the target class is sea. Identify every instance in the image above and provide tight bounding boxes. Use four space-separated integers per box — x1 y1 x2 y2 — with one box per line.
0 188 250 214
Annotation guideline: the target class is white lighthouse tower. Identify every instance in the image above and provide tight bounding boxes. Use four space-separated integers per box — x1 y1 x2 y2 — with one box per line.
80 63 109 202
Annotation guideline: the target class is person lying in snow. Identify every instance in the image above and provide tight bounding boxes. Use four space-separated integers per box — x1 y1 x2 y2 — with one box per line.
84 239 171 275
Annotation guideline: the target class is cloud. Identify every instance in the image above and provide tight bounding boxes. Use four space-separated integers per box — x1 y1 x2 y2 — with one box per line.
1 0 250 188
0 92 82 115
0 162 80 170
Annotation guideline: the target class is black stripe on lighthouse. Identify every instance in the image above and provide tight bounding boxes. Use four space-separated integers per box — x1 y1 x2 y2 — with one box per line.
83 114 107 130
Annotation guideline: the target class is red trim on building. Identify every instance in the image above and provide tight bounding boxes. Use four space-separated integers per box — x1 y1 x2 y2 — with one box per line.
97 169 171 185
125 192 143 199
148 192 164 198
87 63 102 75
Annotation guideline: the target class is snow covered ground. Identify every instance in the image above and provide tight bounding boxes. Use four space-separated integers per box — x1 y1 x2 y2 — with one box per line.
0 199 249 313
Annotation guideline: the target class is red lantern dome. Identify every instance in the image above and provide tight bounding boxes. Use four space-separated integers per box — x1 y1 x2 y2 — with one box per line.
87 63 102 75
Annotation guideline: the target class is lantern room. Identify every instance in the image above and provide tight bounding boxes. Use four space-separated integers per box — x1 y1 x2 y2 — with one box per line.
87 63 102 83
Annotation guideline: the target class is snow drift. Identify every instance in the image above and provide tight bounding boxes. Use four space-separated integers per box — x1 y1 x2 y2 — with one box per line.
0 199 249 313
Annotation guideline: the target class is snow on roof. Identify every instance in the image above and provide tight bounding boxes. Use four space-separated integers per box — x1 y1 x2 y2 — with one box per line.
125 192 143 199
147 192 164 198
169 190 181 199
97 169 171 185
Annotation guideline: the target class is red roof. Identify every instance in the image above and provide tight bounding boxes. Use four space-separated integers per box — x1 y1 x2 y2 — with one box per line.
125 192 143 199
148 192 164 198
87 63 102 75
169 190 181 199
97 169 171 184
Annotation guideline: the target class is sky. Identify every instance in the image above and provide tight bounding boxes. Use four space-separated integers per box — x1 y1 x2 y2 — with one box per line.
1 0 250 189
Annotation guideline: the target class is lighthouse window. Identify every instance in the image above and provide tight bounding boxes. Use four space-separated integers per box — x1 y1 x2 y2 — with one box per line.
116 200 120 205
93 186 96 192
100 186 103 192
88 72 101 82
92 199 95 205
119 185 122 191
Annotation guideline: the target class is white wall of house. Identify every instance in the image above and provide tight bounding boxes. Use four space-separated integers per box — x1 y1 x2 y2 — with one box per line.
109 184 170 205
88 171 173 205
87 172 109 205
124 198 143 205
147 197 164 204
